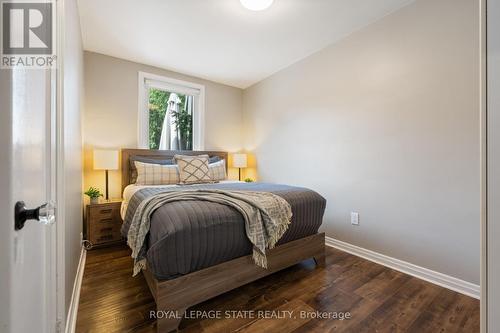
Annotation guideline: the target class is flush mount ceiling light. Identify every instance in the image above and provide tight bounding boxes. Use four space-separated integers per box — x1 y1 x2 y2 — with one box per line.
240 0 274 11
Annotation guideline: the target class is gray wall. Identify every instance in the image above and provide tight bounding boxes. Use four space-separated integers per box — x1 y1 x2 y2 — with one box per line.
488 0 500 330
243 0 480 283
64 0 84 317
83 52 243 199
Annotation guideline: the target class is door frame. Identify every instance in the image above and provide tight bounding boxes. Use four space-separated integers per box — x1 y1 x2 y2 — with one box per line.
480 0 487 331
56 0 67 330
47 0 67 329
0 59 13 333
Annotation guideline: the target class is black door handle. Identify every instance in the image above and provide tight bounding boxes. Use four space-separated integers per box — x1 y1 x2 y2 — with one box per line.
15 201 55 230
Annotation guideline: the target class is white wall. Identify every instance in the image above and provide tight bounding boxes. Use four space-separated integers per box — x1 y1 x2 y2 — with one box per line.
63 0 84 318
243 0 480 283
487 0 500 329
83 52 243 199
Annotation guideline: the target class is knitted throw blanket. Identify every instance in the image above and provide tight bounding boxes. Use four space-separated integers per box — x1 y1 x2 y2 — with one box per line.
127 189 293 276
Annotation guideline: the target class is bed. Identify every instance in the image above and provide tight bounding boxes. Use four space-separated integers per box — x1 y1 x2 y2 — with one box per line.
120 149 326 332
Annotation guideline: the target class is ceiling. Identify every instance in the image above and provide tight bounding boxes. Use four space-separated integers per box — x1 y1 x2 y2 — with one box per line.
78 0 414 89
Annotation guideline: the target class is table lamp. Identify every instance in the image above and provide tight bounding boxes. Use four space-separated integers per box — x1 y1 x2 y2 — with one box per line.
93 149 119 201
232 153 247 181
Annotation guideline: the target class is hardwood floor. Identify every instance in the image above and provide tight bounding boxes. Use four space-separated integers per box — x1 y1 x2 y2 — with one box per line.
76 245 479 332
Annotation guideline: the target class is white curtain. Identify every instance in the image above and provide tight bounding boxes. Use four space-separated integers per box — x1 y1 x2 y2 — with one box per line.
184 95 193 150
159 93 182 150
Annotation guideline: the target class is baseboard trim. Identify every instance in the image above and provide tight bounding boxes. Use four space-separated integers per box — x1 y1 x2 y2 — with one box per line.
65 246 86 333
325 236 480 299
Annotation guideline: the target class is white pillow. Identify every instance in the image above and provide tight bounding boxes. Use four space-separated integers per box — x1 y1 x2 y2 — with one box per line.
209 159 227 181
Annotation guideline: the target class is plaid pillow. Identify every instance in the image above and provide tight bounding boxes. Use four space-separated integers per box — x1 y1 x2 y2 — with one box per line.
174 155 213 184
134 161 179 185
209 159 226 182
130 157 174 184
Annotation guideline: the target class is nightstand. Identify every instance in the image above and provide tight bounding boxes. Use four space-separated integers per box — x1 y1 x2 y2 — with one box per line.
84 200 124 249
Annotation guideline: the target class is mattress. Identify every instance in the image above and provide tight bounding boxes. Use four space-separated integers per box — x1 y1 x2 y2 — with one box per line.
121 182 326 280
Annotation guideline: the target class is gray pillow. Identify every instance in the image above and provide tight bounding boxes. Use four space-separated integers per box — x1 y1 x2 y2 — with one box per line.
209 156 221 164
171 155 221 164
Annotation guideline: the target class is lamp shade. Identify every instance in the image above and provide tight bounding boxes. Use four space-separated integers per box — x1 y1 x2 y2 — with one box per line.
93 150 119 170
232 153 248 168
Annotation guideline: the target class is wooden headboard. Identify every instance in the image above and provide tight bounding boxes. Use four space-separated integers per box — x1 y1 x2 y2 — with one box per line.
121 149 228 193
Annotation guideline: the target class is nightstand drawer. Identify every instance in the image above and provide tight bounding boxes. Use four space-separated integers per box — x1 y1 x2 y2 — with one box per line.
89 224 122 244
88 205 121 220
90 215 119 226
85 201 124 248
89 218 122 244
92 231 122 244
90 222 121 235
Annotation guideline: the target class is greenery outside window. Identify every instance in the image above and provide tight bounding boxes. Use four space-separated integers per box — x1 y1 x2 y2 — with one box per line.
149 90 193 150
138 72 205 150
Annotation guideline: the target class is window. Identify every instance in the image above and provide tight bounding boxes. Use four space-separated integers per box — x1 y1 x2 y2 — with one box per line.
138 72 205 150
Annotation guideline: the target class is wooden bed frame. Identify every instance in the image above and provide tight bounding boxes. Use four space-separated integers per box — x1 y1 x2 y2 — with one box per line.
121 149 325 332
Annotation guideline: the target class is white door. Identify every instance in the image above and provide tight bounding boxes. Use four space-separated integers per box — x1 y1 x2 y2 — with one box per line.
0 66 58 331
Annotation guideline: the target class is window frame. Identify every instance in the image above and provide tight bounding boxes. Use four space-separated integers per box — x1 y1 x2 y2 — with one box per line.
137 71 205 150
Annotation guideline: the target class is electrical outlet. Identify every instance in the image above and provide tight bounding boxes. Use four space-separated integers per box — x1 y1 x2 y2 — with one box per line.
351 212 359 225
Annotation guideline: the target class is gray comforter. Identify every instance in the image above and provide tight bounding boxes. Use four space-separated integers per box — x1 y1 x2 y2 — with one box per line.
122 182 326 280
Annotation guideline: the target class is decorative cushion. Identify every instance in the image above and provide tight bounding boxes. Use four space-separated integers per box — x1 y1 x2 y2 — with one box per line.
209 159 226 182
130 156 174 184
134 161 179 185
174 155 213 184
